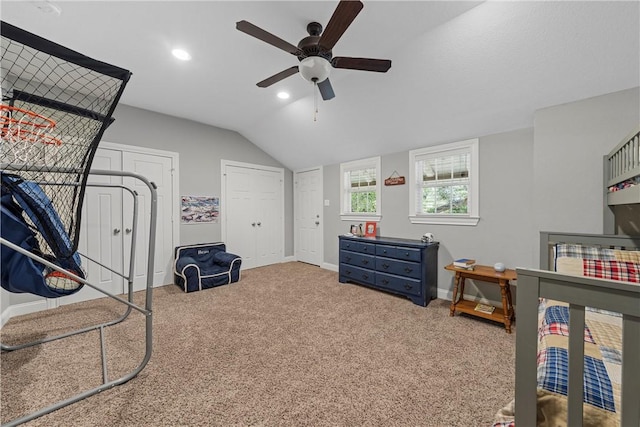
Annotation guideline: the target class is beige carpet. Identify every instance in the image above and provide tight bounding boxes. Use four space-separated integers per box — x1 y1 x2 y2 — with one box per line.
1 262 515 426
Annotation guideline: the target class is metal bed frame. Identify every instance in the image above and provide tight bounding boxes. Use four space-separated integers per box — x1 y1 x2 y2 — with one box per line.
1 167 158 427
515 232 640 427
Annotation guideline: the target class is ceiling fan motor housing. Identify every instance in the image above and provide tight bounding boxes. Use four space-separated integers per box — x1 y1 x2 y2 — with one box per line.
297 22 333 83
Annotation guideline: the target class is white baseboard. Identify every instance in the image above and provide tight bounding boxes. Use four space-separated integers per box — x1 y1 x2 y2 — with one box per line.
322 262 338 272
282 256 296 263
1 300 50 328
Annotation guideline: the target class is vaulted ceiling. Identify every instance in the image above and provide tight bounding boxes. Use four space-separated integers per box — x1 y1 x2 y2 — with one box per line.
3 1 639 170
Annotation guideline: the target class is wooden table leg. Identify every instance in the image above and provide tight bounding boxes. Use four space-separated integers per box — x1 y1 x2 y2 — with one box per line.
449 273 461 316
506 282 515 321
499 279 512 333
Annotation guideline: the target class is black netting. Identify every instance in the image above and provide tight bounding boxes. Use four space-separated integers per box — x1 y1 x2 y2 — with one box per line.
1 21 131 263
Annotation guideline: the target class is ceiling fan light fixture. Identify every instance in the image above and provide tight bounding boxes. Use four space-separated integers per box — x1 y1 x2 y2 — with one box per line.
299 56 331 83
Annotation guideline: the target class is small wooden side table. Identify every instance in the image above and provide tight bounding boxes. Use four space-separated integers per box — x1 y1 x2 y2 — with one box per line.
445 264 517 333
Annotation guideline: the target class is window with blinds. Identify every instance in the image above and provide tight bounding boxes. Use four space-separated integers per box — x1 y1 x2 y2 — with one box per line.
340 157 381 219
409 139 479 226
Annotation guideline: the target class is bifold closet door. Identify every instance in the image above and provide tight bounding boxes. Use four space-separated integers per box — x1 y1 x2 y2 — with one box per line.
122 151 174 291
224 164 283 270
60 148 124 306
61 147 176 306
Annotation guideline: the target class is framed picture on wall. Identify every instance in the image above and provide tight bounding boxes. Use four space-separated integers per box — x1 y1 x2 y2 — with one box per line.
365 222 377 237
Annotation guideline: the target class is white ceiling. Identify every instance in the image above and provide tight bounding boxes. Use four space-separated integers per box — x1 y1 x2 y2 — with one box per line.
2 1 639 170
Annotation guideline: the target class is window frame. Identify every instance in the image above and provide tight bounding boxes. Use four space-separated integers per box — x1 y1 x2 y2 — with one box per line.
340 156 382 222
409 139 479 226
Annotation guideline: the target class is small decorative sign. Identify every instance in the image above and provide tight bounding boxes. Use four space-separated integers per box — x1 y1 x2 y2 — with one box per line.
384 170 405 186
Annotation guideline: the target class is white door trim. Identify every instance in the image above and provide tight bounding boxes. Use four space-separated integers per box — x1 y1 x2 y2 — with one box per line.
221 159 285 266
294 166 324 266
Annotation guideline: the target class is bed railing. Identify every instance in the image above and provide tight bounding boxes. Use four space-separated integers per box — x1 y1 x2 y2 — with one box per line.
516 232 640 427
606 125 640 206
515 269 640 426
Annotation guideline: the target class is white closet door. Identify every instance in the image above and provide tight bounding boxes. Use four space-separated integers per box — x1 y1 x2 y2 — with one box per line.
122 151 174 291
60 148 123 306
223 162 284 270
254 168 282 267
226 165 258 269
294 168 323 266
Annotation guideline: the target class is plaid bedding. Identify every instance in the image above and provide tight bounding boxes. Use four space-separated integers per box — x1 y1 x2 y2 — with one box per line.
583 259 640 283
493 244 638 427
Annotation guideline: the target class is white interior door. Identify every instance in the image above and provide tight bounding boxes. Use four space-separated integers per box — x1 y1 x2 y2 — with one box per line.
223 161 284 270
60 148 123 306
254 168 283 267
122 151 174 291
294 167 323 266
225 165 258 268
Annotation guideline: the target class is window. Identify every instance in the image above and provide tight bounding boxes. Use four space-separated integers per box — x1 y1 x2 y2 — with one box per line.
340 156 381 221
409 139 479 225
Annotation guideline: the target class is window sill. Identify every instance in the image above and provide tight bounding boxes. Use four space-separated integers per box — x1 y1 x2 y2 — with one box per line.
409 215 479 226
341 214 382 222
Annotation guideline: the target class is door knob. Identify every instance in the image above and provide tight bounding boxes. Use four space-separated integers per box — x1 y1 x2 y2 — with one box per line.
251 222 256 227
125 228 132 234
315 221 320 225
257 222 261 226
113 228 121 235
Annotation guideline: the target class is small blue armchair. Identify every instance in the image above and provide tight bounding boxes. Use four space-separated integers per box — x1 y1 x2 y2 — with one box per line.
173 243 242 292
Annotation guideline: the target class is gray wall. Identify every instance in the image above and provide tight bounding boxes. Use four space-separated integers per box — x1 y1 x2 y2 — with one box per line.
324 127 535 303
532 87 640 263
323 86 640 304
2 87 638 317
104 104 294 254
3 104 295 310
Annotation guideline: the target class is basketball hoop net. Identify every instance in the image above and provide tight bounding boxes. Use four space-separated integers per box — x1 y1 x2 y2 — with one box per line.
1 104 62 166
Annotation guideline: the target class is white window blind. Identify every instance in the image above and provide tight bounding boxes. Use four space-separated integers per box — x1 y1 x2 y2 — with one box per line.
340 157 381 221
409 139 479 226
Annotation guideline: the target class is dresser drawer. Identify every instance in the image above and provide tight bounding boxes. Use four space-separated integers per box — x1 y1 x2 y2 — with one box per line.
375 258 421 280
340 239 375 254
340 263 375 285
375 272 422 297
340 251 375 268
375 245 422 262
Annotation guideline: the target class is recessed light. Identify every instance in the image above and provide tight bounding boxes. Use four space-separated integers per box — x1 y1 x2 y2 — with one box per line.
171 49 191 61
277 92 290 99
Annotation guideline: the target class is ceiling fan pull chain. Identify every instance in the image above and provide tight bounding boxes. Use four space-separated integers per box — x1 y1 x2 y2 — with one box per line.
313 80 318 122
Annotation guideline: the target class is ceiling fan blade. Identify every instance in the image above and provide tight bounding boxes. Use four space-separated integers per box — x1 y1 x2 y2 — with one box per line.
236 20 303 56
331 57 392 72
256 66 299 88
317 78 335 101
318 0 363 51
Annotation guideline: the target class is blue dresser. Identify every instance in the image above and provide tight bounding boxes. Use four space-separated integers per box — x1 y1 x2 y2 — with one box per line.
338 235 439 306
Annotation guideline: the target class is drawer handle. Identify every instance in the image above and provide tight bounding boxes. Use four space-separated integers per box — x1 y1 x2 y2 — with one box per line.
404 267 413 273
382 279 389 285
345 271 351 275
404 252 410 257
345 256 351 261
382 249 387 253
362 274 369 280
363 247 368 252
382 263 390 269
361 259 369 265
404 284 413 290
346 244 350 248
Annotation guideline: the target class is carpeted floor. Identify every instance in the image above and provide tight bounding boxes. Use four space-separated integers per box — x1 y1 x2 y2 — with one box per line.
1 262 515 426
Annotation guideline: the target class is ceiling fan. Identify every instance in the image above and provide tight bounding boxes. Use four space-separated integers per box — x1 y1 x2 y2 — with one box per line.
236 0 392 101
